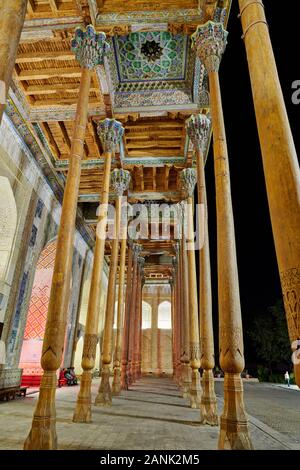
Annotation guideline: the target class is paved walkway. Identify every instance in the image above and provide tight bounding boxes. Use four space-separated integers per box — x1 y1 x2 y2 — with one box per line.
0 377 299 450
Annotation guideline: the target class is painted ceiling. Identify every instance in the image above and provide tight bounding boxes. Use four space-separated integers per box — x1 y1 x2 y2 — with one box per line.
108 30 206 109
113 32 188 83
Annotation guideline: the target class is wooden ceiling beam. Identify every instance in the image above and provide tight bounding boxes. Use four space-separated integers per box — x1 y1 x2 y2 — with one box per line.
32 97 99 106
27 0 35 14
126 142 182 149
87 121 101 159
125 130 182 139
17 67 82 81
16 51 75 64
125 121 184 130
24 84 99 96
49 0 59 13
39 121 61 159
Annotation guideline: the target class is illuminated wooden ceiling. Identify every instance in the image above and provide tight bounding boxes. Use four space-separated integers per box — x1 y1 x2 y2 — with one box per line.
10 0 231 280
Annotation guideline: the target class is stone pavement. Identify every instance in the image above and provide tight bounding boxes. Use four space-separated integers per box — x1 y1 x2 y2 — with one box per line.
0 376 299 450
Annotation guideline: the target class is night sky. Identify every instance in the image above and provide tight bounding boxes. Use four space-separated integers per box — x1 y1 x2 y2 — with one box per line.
204 1 300 355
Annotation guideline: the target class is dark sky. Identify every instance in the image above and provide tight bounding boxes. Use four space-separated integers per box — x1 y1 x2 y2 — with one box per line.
204 1 300 340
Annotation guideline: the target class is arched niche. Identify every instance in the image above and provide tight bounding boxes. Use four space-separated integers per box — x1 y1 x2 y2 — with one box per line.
19 240 57 386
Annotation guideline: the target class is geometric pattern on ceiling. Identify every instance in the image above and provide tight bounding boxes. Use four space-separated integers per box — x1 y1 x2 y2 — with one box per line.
113 32 188 82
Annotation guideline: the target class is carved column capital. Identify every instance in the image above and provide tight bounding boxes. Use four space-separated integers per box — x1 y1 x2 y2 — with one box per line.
186 113 211 153
191 21 228 73
97 118 124 153
71 25 110 69
111 169 131 196
180 168 197 197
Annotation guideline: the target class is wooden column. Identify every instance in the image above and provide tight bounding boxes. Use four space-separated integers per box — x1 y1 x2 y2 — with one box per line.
239 0 300 386
0 0 28 123
137 277 145 379
132 258 143 382
186 114 218 425
111 171 131 396
151 296 159 374
179 173 202 409
170 279 176 377
192 22 252 449
73 119 124 420
94 170 130 405
179 206 191 398
128 244 142 385
24 27 109 449
173 250 181 384
121 243 133 390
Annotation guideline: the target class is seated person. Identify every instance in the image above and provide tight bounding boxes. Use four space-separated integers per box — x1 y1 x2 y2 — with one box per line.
64 368 75 386
69 367 78 385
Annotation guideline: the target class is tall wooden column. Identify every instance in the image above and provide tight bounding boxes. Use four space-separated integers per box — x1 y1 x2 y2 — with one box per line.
128 244 142 385
132 257 144 382
95 170 130 405
239 0 300 385
151 296 159 374
180 172 202 409
111 171 131 396
170 272 176 378
172 260 180 383
137 275 145 379
192 22 252 449
0 0 28 123
186 114 218 425
179 205 191 398
173 248 181 384
73 119 124 420
24 27 110 450
121 243 133 390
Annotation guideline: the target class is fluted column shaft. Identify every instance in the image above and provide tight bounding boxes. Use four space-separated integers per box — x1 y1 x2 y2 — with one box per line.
196 149 218 426
132 263 142 382
186 197 202 409
192 21 252 449
127 245 141 385
73 151 111 421
112 220 127 395
151 296 159 374
239 0 300 385
180 226 191 398
121 245 133 390
94 197 121 406
137 279 144 378
0 0 28 123
24 66 92 450
210 70 251 449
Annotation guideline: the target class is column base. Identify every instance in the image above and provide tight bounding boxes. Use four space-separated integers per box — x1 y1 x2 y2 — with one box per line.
112 367 121 396
189 368 201 409
181 362 191 399
200 369 218 426
94 366 112 407
24 371 57 450
218 373 253 450
73 370 92 423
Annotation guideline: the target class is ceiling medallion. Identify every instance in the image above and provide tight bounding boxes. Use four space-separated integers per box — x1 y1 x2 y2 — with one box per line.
141 40 163 62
